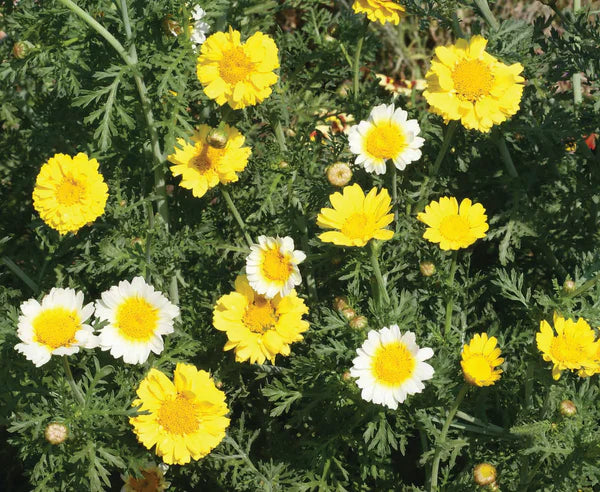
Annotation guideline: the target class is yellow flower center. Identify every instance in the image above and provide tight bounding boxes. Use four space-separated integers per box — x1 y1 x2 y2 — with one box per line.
371 342 416 386
550 335 587 363
364 122 406 160
261 248 293 282
191 145 226 174
33 307 81 349
341 212 374 240
452 59 494 102
243 296 278 333
439 215 471 243
115 297 159 342
219 47 254 85
126 469 162 492
462 355 493 383
56 176 86 206
158 392 200 435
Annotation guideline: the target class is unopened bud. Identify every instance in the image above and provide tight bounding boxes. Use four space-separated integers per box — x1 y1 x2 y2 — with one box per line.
419 261 435 277
12 40 34 59
473 463 497 487
326 162 352 187
162 15 182 36
119 199 127 207
559 399 576 417
278 160 289 169
349 315 368 330
333 296 349 312
341 307 356 321
131 237 144 247
215 381 223 389
563 280 576 293
206 128 228 149
45 422 68 445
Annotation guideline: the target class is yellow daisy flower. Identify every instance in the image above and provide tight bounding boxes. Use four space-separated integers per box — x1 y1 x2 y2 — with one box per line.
32 153 108 235
196 27 279 110
423 35 525 132
130 363 229 465
316 183 394 247
461 333 503 387
417 196 489 250
536 314 600 380
213 275 309 364
167 124 251 198
352 0 406 25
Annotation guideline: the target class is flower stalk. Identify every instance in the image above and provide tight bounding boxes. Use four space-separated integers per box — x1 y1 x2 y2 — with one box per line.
62 357 86 406
220 188 254 248
474 0 500 30
444 251 458 338
352 19 369 102
369 240 391 306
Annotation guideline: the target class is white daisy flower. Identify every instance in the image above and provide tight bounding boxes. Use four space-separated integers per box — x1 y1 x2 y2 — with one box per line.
350 325 434 409
14 287 98 367
94 277 180 364
347 103 425 174
246 236 306 299
190 5 209 48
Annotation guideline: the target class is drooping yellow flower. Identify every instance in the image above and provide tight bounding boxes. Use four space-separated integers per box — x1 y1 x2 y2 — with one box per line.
130 363 229 465
196 27 279 110
213 275 309 364
167 124 251 198
417 196 488 250
352 0 405 25
32 153 108 235
423 35 525 132
316 183 394 247
536 314 600 380
461 333 503 387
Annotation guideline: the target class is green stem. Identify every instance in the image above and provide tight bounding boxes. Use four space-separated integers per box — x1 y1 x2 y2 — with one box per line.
2 256 39 293
496 135 519 178
474 0 500 30
144 201 154 283
443 251 458 339
429 384 469 491
221 188 254 248
62 357 85 406
224 436 272 492
274 120 288 153
369 241 391 306
567 273 600 298
573 0 583 105
391 164 398 223
352 20 369 102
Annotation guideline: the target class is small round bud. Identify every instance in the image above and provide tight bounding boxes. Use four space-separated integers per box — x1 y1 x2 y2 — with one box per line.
341 307 356 321
45 422 68 445
342 371 352 381
349 315 368 330
473 463 497 487
326 162 352 187
119 199 127 207
12 40 34 59
130 237 144 247
215 381 223 389
559 399 577 417
563 280 576 293
165 184 175 196
419 261 436 277
333 296 349 312
206 128 228 149
278 160 289 169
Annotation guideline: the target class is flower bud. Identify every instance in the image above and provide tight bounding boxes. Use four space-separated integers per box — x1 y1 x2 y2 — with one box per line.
206 128 228 149
12 40 34 59
473 463 497 487
162 15 182 36
278 160 289 169
562 280 576 293
559 399 577 417
342 371 352 381
333 296 349 312
349 315 368 330
341 307 356 321
419 261 436 277
326 162 352 187
45 422 68 445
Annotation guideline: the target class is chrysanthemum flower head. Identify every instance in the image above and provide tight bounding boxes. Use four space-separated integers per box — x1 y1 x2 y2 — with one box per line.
213 275 309 364
461 333 503 387
32 153 108 235
130 363 229 465
417 196 488 250
536 314 600 380
348 103 424 174
246 236 306 299
121 463 170 492
423 35 525 132
350 325 434 409
196 27 279 109
352 0 406 25
14 288 98 367
94 277 180 365
316 183 394 247
167 124 251 199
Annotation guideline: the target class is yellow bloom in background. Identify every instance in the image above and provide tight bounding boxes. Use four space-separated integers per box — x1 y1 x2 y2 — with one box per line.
196 27 279 109
536 314 600 380
32 153 108 235
121 463 170 492
167 124 251 198
317 183 394 247
461 333 503 387
417 196 488 250
130 363 229 465
213 275 309 364
352 0 405 25
423 35 525 132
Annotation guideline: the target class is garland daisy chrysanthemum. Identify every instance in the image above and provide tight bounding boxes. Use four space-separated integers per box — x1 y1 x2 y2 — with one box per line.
94 277 180 364
316 183 394 247
347 103 424 174
350 325 434 409
246 236 306 299
213 275 309 364
423 35 525 132
352 0 405 25
32 153 108 235
167 124 251 198
130 363 229 465
536 314 600 380
460 333 503 387
196 27 279 109
417 196 488 250
14 288 98 367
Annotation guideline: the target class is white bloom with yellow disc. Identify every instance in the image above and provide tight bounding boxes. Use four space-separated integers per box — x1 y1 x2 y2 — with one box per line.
15 287 98 367
350 325 434 409
94 277 180 364
246 236 306 299
347 103 424 174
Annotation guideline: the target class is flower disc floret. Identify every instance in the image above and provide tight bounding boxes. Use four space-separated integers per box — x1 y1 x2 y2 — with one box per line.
461 333 503 386
423 35 525 132
352 0 406 25
196 27 279 109
32 153 108 235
